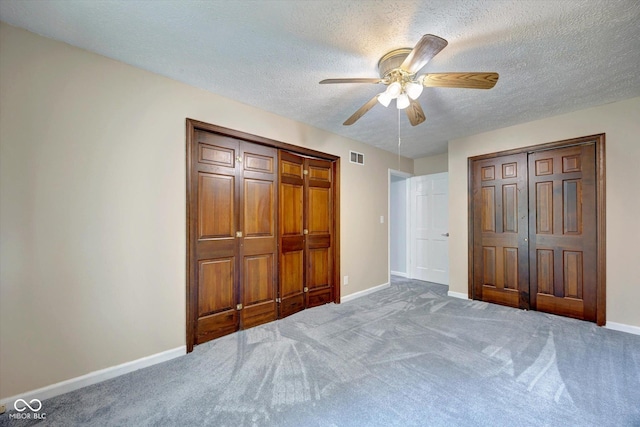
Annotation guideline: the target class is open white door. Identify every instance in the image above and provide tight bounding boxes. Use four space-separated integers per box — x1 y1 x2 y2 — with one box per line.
410 172 449 284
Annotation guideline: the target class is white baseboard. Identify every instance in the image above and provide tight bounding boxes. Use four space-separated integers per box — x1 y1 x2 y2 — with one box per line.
390 271 408 278
1 346 186 410
605 321 640 336
341 282 390 303
448 291 469 300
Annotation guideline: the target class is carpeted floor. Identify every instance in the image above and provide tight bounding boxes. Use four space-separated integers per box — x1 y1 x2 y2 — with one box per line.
2 277 639 426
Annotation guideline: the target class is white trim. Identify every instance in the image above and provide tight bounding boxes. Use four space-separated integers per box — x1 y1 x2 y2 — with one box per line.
448 291 469 300
1 346 186 409
390 271 408 278
342 282 390 303
605 321 640 336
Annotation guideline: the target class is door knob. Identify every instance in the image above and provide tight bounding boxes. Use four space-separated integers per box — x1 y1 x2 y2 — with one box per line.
441 232 449 237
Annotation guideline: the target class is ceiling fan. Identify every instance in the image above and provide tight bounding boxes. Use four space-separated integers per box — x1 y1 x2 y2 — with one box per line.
320 34 499 126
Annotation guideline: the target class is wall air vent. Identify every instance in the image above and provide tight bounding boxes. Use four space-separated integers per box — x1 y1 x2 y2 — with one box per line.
350 150 364 165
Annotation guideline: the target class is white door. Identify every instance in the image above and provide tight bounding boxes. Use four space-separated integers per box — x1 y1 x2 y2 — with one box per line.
410 172 449 284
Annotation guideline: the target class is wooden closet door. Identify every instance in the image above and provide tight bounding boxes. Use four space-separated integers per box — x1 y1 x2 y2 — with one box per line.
187 120 341 351
192 132 240 344
472 154 530 308
278 151 306 317
239 143 278 328
528 144 597 321
190 130 278 344
306 158 334 307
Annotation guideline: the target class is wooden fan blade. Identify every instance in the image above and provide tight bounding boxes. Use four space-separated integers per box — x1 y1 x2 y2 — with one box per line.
400 34 448 74
343 95 379 125
422 72 499 89
320 78 384 84
405 99 426 126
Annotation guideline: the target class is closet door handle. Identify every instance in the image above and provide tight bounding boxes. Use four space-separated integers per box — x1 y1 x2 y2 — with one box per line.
441 232 449 237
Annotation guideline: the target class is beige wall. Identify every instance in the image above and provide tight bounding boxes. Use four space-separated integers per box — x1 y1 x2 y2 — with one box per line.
414 152 448 175
0 23 412 399
448 96 640 328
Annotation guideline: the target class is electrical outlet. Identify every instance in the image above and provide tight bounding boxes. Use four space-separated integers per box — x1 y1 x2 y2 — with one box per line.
343 275 349 286
380 215 384 224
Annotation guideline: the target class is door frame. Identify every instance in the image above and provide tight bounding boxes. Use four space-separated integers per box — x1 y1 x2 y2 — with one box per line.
186 119 341 352
467 134 606 325
388 169 412 280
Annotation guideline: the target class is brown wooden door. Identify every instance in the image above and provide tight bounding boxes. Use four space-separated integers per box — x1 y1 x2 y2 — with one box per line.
528 144 597 321
472 154 530 308
278 151 306 317
187 119 341 351
189 130 278 345
471 139 602 323
191 132 241 344
238 143 278 328
306 158 334 308
278 153 334 317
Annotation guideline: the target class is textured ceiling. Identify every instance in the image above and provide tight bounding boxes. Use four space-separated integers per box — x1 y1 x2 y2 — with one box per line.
1 0 639 158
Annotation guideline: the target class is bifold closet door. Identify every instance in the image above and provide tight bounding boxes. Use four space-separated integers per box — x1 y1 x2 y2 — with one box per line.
472 153 530 308
278 152 334 318
190 131 277 344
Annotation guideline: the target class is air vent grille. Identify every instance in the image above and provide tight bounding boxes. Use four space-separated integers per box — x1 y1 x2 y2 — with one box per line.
350 151 364 165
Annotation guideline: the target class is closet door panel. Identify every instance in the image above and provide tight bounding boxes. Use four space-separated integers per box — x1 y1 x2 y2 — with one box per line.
196 258 237 342
279 151 306 318
306 158 333 308
192 132 240 344
198 174 234 239
528 144 597 321
240 144 278 329
307 247 332 306
309 188 330 233
279 252 304 316
472 154 529 308
241 254 276 328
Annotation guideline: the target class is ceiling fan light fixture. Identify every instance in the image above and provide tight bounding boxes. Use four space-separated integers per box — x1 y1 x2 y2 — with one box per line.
320 34 499 126
386 81 402 99
396 93 410 110
377 92 392 107
405 81 423 100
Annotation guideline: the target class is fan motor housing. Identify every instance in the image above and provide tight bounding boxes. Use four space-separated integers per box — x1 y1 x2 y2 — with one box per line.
378 48 412 78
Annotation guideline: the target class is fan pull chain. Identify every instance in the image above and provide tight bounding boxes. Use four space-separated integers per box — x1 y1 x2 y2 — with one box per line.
397 108 402 169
